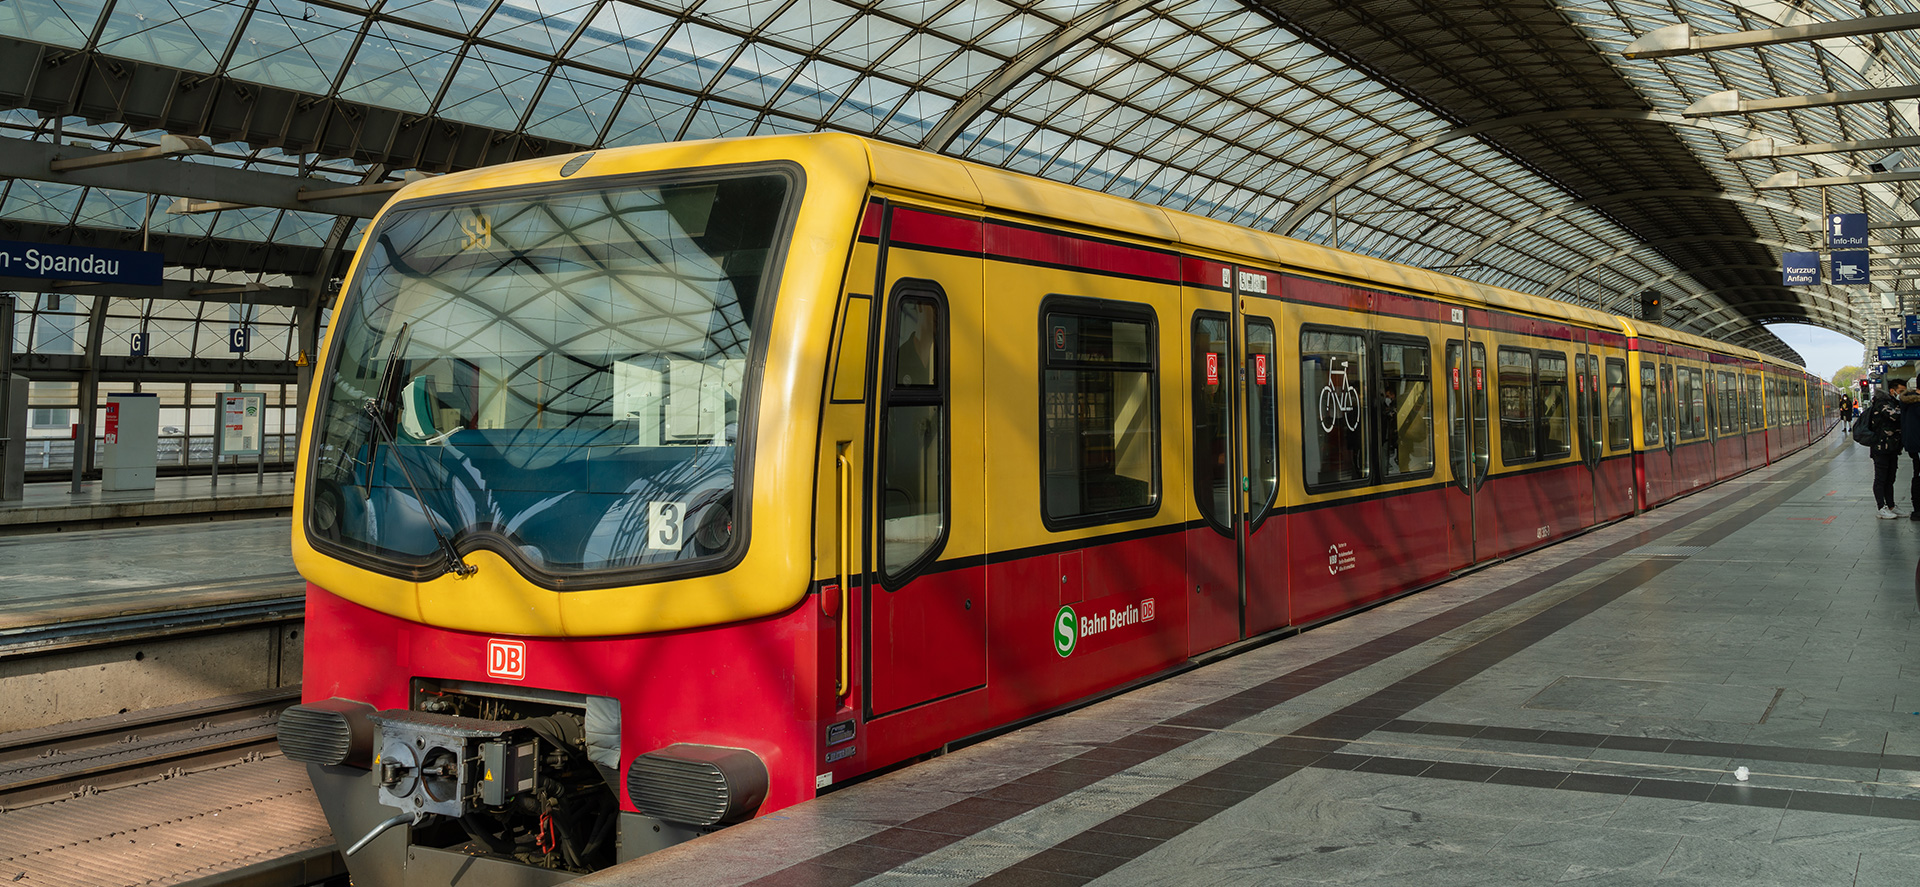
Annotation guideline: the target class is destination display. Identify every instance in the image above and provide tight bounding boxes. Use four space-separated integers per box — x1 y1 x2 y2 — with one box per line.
1878 346 1920 361
0 240 161 286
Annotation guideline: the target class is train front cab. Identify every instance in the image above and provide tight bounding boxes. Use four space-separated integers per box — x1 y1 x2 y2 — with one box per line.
283 136 888 885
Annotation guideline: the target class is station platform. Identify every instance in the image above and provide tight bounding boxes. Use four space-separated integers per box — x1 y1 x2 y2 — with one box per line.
580 431 1920 887
0 512 297 631
0 472 294 535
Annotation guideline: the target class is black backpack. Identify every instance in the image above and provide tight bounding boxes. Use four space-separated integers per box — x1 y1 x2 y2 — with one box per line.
1854 414 1877 447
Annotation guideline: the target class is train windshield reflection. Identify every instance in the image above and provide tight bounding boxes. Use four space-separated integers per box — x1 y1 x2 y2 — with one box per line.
306 171 793 580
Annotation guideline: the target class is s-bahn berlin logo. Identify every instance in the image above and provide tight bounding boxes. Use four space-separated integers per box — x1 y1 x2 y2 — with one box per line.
1055 600 1156 658
1054 606 1078 657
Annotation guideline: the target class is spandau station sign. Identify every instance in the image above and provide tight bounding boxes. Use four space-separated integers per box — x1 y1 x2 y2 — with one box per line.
0 240 162 287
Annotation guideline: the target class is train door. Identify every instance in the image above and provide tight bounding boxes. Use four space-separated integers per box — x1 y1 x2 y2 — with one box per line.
1187 280 1241 655
862 247 987 717
1241 306 1287 636
1444 332 1490 567
1575 347 1602 524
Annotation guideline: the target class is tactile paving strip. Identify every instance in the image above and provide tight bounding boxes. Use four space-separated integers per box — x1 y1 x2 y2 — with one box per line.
0 756 333 886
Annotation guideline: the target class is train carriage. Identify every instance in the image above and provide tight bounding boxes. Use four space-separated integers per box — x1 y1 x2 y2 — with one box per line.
279 133 1836 885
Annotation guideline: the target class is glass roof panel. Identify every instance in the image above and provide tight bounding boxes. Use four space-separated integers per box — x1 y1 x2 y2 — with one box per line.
96 0 245 71
480 0 600 55
570 2 678 74
229 0 362 93
437 44 548 127
381 0 491 35
0 0 109 47
603 83 695 145
641 21 739 92
338 21 463 113
525 65 626 144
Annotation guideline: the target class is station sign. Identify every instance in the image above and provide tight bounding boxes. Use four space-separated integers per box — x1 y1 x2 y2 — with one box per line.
129 332 148 357
1828 213 1869 248
1831 250 1871 285
0 239 161 286
1908 315 1920 336
1894 327 1907 345
1878 346 1920 361
1782 251 1820 285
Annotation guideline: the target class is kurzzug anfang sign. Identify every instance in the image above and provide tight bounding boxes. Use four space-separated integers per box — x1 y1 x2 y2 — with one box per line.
0 240 163 286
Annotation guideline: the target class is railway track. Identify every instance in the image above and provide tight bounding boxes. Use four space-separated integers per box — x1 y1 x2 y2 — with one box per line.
0 686 296 809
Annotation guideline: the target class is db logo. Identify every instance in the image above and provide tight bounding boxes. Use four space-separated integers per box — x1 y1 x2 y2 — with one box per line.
487 639 526 681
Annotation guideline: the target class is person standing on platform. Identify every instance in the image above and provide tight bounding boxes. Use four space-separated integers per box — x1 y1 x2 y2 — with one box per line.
1901 386 1920 522
1869 379 1906 519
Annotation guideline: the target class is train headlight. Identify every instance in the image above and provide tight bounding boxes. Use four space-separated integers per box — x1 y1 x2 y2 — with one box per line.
278 698 376 768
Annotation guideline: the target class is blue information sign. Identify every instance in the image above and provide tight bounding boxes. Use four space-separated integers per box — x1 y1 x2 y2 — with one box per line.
1829 213 1869 248
129 332 148 356
1879 346 1920 361
0 240 161 286
1894 327 1906 345
228 327 249 354
1783 251 1821 285
1832 250 1871 284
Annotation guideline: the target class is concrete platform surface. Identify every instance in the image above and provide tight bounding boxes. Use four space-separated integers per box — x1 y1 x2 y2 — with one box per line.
0 515 296 629
578 432 1920 887
0 473 294 533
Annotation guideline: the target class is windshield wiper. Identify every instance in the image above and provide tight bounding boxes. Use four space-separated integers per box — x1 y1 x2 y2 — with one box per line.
364 322 477 579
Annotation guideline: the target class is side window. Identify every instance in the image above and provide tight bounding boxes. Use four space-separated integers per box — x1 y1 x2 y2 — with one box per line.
1246 320 1279 517
1042 301 1157 527
1497 347 1536 464
1690 369 1708 437
879 291 946 580
1640 363 1661 446
1536 351 1569 459
1606 358 1630 450
1674 368 1693 438
1379 338 1434 478
1660 364 1676 441
1192 313 1231 530
1302 326 1369 488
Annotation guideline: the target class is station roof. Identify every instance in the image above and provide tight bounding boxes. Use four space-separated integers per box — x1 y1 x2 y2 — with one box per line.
2 0 1915 365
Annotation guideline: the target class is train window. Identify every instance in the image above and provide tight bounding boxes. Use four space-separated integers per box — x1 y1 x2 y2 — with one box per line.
1684 368 1708 439
1302 326 1370 488
1246 320 1280 518
1536 351 1569 459
1192 314 1232 531
1640 363 1661 446
1728 370 1743 433
1606 358 1630 450
879 291 946 581
1445 340 1490 489
1379 338 1434 478
1041 300 1158 528
303 169 795 580
1682 368 1703 439
1660 364 1676 444
1497 347 1536 464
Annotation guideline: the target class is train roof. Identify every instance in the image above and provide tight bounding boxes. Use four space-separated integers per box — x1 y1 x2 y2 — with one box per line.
379 134 1798 373
861 137 1778 367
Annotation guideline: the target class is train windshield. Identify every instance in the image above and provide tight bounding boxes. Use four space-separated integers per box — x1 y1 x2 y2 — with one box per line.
305 170 794 582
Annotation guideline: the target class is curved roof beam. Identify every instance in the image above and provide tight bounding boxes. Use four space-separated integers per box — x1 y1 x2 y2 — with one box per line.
1456 190 1817 265
920 0 1157 153
1271 109 1773 237
1697 304 1860 338
1542 234 1875 300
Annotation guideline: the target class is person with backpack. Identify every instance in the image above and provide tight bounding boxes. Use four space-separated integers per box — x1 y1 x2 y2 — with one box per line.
1866 379 1907 518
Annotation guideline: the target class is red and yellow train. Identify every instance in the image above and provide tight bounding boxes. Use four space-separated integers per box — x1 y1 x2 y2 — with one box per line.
278 133 1839 884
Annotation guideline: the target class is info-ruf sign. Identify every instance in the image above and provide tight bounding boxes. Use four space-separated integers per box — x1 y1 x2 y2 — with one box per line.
219 392 265 457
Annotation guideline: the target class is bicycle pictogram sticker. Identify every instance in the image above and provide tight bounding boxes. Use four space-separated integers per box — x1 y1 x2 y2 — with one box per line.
1318 360 1362 434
